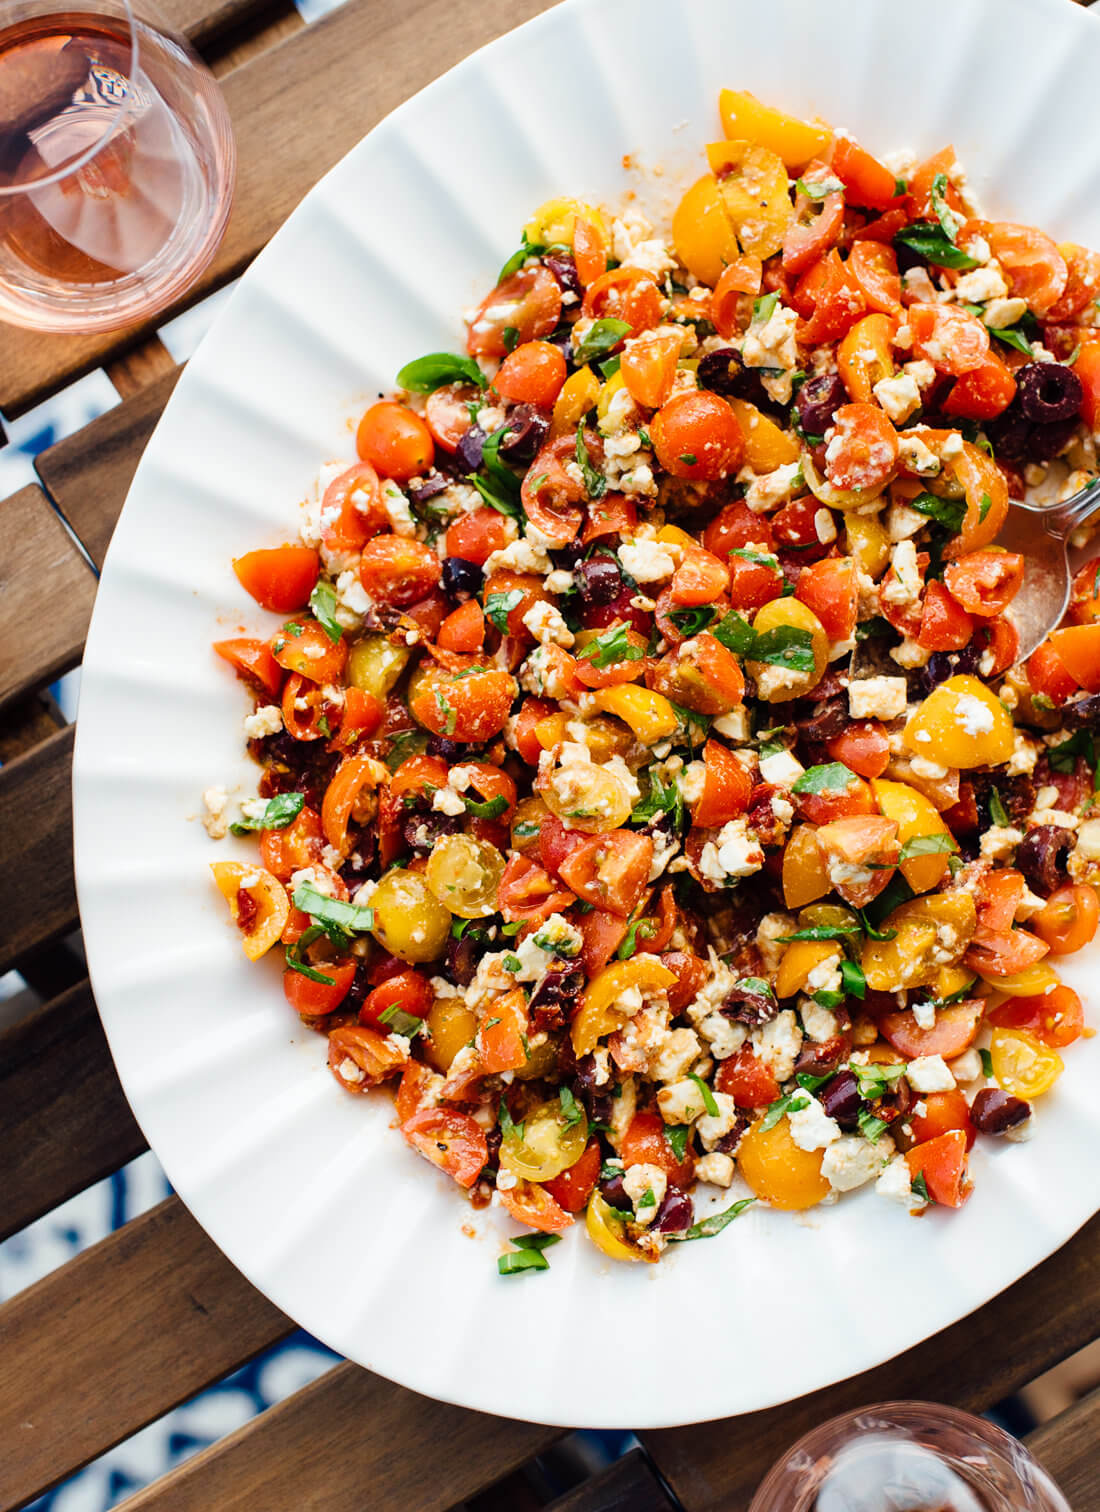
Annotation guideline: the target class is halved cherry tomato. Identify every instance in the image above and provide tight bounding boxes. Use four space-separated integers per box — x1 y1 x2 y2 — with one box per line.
408 656 517 742
512 696 557 765
918 579 975 652
879 1002 983 1061
319 461 389 555
846 239 902 315
826 721 890 780
445 507 513 567
494 340 567 407
328 1024 406 1092
574 217 609 286
438 598 486 653
582 493 637 547
944 436 1010 556
716 1047 781 1108
782 186 845 276
356 402 434 481
335 686 383 749
359 969 433 1032
322 752 384 855
831 135 899 210
908 303 990 376
390 753 449 803
652 391 745 481
467 266 562 359
620 327 683 409
908 147 965 221
620 1110 694 1188
646 631 745 715
693 738 753 827
477 988 529 1074
558 831 653 918
281 673 336 741
943 550 1024 618
522 432 590 542
394 1061 438 1124
497 852 576 925
703 499 775 560
989 984 1084 1049
1047 624 1100 693
965 928 1049 978
233 545 319 614
711 256 763 338
359 535 441 606
795 556 858 640
971 221 1068 317
1069 556 1100 626
942 353 1017 421
455 761 518 823
794 772 875 826
909 1090 975 1152
1031 886 1099 958
1047 243 1100 321
402 1108 488 1188
260 805 325 880
543 1140 602 1214
905 1129 971 1208
498 1180 575 1233
272 618 347 684
482 568 556 640
975 618 1018 678
725 551 784 612
577 905 630 977
424 382 481 453
537 812 589 877
214 638 284 698
823 403 898 493
791 249 865 344
838 312 897 403
573 627 648 689
582 268 662 335
670 547 731 605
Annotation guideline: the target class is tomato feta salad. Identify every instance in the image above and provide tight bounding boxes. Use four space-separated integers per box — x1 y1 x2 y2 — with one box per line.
206 88 1100 1266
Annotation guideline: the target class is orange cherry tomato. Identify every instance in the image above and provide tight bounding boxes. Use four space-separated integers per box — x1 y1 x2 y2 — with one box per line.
1069 556 1100 626
1076 340 1100 431
651 390 745 481
280 673 332 741
327 1024 406 1093
497 852 576 925
408 657 517 742
494 340 567 407
909 1090 975 1152
582 493 637 547
646 631 746 715
425 382 481 453
879 1002 984 1062
973 221 1068 316
703 499 775 560
214 637 284 698
846 239 902 315
965 929 1049 979
711 255 763 338
620 1111 694 1188
795 773 875 827
976 618 1018 678
543 1140 602 1214
322 752 382 855
782 187 845 276
337 686 384 748
558 831 654 918
511 696 556 765
574 217 609 287
582 267 662 335
791 249 865 344
942 353 1017 421
358 969 433 1032
319 461 389 555
390 753 449 803
233 544 319 614
453 761 518 823
620 327 683 409
1031 886 1099 958
359 535 442 607
476 989 529 1074
402 1108 488 1188
918 579 975 652
905 1130 971 1208
826 721 890 780
943 550 1025 618
671 547 731 606
482 568 555 640
990 984 1085 1049
272 617 348 684
693 738 753 827
724 552 784 613
1047 243 1100 321
795 556 858 640
573 627 648 690
823 403 898 492
715 1048 782 1109
521 432 590 542
945 438 1009 556
261 805 325 880
394 1061 438 1124
445 507 513 567
1047 623 1100 693
577 906 630 978
437 598 486 653
467 266 562 359
831 135 900 210
498 1179 575 1233
356 401 434 482
908 147 965 221
908 302 990 376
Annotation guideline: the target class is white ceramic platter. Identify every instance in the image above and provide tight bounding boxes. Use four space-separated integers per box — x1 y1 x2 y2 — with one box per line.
74 0 1100 1428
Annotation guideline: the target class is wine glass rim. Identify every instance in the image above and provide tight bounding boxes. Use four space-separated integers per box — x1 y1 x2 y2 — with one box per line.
0 0 141 195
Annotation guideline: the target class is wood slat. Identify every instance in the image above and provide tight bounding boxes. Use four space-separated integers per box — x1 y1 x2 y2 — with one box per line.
116 1362 562 1512
37 369 181 569
158 0 283 51
0 980 146 1243
0 485 96 710
643 1215 1100 1512
0 724 77 975
543 1450 678 1512
0 1196 293 1512
1026 1386 1100 1510
0 0 555 417
0 688 66 763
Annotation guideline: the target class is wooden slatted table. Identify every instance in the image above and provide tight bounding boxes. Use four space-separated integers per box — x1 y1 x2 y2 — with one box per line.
2 0 1098 1506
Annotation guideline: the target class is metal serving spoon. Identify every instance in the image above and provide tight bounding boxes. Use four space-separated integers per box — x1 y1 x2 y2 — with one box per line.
997 474 1100 663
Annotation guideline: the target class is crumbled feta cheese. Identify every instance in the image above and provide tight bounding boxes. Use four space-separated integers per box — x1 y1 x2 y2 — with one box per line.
849 676 908 721
902 360 938 391
333 568 372 627
611 207 676 283
955 693 995 736
885 502 928 541
948 1048 983 1083
742 305 800 403
891 636 931 669
657 1077 708 1124
696 1013 746 1060
800 996 839 1043
882 540 922 607
873 373 922 424
618 538 677 583
876 1154 917 1205
814 508 837 545
700 817 765 882
652 1027 702 1084
758 749 805 787
823 1133 894 1192
381 480 417 537
483 538 552 577
1074 818 1100 861
1004 1113 1035 1143
981 296 1028 330
979 825 1023 862
953 264 1008 304
696 1090 739 1149
940 433 965 461
751 1009 803 1083
906 1054 956 1094
756 914 796 975
532 912 583 958
678 760 707 807
738 461 803 514
1006 731 1039 776
694 1152 735 1187
713 707 751 742
201 785 229 839
521 644 577 699
545 568 574 594
290 864 338 898
622 1162 668 1224
522 599 575 648
787 1095 842 1151
895 433 940 478
911 999 937 1031
431 785 467 816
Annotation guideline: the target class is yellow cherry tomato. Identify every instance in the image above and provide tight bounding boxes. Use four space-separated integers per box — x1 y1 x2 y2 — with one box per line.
726 396 801 469
583 684 679 744
572 957 678 1055
424 996 478 1073
552 365 601 435
210 861 289 962
989 1028 1064 1099
861 893 977 992
585 1193 653 1262
980 962 1062 996
738 1116 830 1210
774 939 842 1000
845 515 891 578
871 779 955 894
781 824 831 909
672 173 740 288
501 1097 589 1182
524 197 607 248
370 867 451 963
713 141 794 261
425 834 506 919
747 598 829 701
903 675 1014 770
717 89 833 171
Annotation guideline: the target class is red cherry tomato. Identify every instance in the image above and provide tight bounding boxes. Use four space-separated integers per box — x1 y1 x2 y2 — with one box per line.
879 1003 984 1061
445 507 513 566
651 391 745 481
494 340 567 407
906 1130 971 1208
826 721 890 780
521 432 590 542
971 221 1068 316
620 1111 694 1187
558 830 654 918
716 1048 781 1108
692 738 753 827
908 303 990 376
909 1090 975 1152
791 249 865 344
497 853 576 925
467 266 562 358
402 1108 488 1188
989 984 1085 1048
582 267 662 335
823 403 898 492
359 535 442 607
261 806 325 880
319 461 389 555
942 353 1017 421
356 401 434 481
918 579 975 652
543 1141 602 1214
359 969 433 1032
425 382 481 452
437 598 486 653
498 1179 575 1233
271 617 347 685
943 550 1025 617
620 327 683 408
233 544 319 613
847 239 902 314
831 135 900 210
283 957 357 1017
795 556 858 640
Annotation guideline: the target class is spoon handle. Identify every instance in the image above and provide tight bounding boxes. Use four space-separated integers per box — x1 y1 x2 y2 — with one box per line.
1043 474 1100 537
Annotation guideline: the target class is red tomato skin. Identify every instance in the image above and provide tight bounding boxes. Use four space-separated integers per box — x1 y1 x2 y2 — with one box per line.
919 579 976 652
359 970 433 1032
651 391 745 481
494 340 567 407
988 985 1084 1048
826 721 890 779
402 1109 488 1188
283 958 357 1017
233 545 320 613
715 1048 781 1108
693 738 753 827
214 638 284 698
445 508 513 566
620 1111 694 1187
909 1090 976 1152
543 1141 602 1213
356 402 435 481
796 556 857 640
831 136 900 210
906 1130 971 1208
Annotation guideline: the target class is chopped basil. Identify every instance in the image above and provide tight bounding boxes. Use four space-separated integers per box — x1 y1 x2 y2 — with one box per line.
729 547 780 571
284 925 337 986
396 351 487 393
858 1109 890 1143
776 925 861 943
861 872 915 926
600 1159 624 1180
812 990 845 1010
792 762 857 795
559 1086 586 1130
469 474 521 517
637 427 652 450
687 1073 719 1119
667 702 712 750
894 222 980 270
910 1170 933 1204
502 953 522 972
309 582 343 644
988 325 1033 357
498 1102 524 1142
229 792 304 834
599 353 621 379
384 729 428 770
795 1070 833 1092
435 691 457 736
840 959 866 1001
978 492 992 523
501 325 520 353
795 175 844 200
462 793 509 820
710 611 816 673
752 292 779 324
852 1062 906 1099
898 832 958 861
616 916 658 960
500 920 523 935
572 318 632 364
670 1196 756 1242
668 605 718 635
514 1232 561 1252
908 490 967 534
988 787 1010 827
894 176 908 196
293 883 375 935
979 1048 994 1079
485 590 524 632
736 975 775 1002
316 714 331 738
577 624 644 669
857 908 897 942
481 426 523 502
665 1124 690 1162
1047 728 1097 777
378 1003 425 1038
631 771 685 830
637 1187 657 1211
760 1091 811 1132
498 1245 552 1276
929 172 964 244
679 452 698 466
575 426 607 500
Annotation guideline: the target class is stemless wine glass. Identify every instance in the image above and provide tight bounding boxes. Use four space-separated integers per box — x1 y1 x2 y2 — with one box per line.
0 0 235 331
749 1402 1072 1512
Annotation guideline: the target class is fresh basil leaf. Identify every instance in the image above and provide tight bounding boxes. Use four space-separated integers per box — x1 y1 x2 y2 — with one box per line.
908 490 967 533
687 1073 719 1119
309 582 343 644
750 626 816 673
665 1124 689 1163
679 451 698 466
469 474 521 517
600 1159 623 1180
852 1062 906 1099
795 1070 833 1092
230 792 305 834
481 425 522 501
910 1170 934 1204
283 923 337 986
979 1048 994 1079
559 1086 586 1130
752 292 779 324
710 611 758 657
760 1091 811 1132
988 324 1033 357
485 589 524 632
397 351 487 393
292 882 375 933
502 953 522 972
792 762 857 795
858 909 897 942
575 426 607 500
840 959 866 1001
978 492 992 523
858 1109 890 1143
637 1186 657 1211
501 325 520 353
512 1232 561 1252
668 605 718 635
856 616 892 642
776 925 861 943
898 832 958 861
577 624 644 669
894 222 980 270
929 172 964 243
497 1248 550 1275
462 793 508 820
670 1196 756 1242
498 1102 524 1142
598 353 621 379
434 690 457 736
988 787 1010 827
572 318 632 364
861 871 915 927
729 547 780 571
794 176 844 201
378 1003 425 1037
384 729 428 771
812 989 845 1010
1047 728 1097 777
894 176 908 196
616 917 658 960
631 771 685 830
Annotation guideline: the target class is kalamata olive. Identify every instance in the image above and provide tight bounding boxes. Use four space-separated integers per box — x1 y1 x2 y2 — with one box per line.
984 405 1031 464
1016 361 1084 424
570 1054 614 1127
442 556 483 602
600 1172 631 1211
1025 417 1080 462
715 1111 751 1154
498 403 549 462
819 1070 862 1130
917 651 959 695
404 811 462 852
1016 824 1074 897
969 772 1035 829
425 733 479 761
722 979 779 1026
575 554 623 605
544 253 582 300
795 373 848 438
550 542 585 571
341 960 373 1017
406 470 453 503
1063 693 1100 729
443 931 480 987
970 1087 1031 1135
527 967 584 1034
794 693 849 742
697 347 765 401
793 1035 852 1079
483 1124 502 1172
654 1187 694 1233
456 424 485 473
